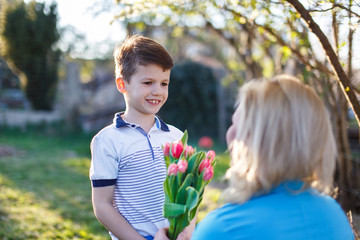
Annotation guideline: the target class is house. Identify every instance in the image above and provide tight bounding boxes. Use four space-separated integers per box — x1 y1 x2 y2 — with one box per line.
0 58 30 109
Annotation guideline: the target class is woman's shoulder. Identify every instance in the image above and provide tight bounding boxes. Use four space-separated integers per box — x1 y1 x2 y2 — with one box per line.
192 204 243 240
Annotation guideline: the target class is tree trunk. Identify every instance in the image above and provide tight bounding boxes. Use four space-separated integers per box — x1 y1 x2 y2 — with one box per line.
335 92 356 211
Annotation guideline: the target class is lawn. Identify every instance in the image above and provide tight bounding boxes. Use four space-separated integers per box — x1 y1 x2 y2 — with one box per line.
0 125 229 239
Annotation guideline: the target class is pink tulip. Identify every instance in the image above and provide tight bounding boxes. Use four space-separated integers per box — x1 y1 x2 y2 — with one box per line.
168 163 178 176
163 142 171 157
184 145 195 158
177 159 188 173
199 159 211 174
203 165 214 181
205 150 215 164
171 141 184 159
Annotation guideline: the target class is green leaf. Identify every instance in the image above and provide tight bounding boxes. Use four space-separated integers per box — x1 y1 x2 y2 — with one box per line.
189 194 203 220
189 206 197 220
195 151 206 166
175 174 194 204
181 130 188 146
163 203 186 218
164 178 173 202
281 46 292 61
187 151 206 175
185 187 199 213
172 175 178 200
165 192 171 204
166 175 177 202
196 171 204 192
186 153 198 175
164 155 170 167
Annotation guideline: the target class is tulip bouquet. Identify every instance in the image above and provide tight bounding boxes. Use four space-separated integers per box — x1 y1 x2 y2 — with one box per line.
162 130 216 240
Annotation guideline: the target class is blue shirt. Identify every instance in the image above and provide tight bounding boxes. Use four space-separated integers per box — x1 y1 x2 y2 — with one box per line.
192 181 354 240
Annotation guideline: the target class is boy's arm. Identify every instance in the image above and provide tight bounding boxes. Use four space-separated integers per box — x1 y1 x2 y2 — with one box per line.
92 185 146 240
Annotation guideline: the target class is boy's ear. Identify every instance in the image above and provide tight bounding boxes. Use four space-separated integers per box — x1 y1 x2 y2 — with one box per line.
116 78 127 93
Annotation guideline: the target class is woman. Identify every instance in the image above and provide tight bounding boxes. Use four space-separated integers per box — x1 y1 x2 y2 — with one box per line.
192 75 354 240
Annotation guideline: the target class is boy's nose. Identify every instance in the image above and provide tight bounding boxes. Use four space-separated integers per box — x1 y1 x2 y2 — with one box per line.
151 84 161 95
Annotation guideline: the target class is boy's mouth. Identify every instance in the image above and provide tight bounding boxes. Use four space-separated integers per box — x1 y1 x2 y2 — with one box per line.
147 99 161 104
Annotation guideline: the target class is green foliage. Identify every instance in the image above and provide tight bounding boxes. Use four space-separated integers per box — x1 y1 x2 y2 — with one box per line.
0 0 60 110
159 61 218 138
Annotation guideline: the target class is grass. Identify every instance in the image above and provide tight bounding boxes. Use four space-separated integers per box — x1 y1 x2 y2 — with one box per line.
0 125 229 239
0 126 107 239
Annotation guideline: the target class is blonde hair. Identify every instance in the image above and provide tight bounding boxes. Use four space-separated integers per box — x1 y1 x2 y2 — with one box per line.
224 75 336 204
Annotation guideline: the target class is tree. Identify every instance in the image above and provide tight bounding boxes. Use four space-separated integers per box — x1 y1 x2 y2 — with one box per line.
0 0 60 110
286 0 360 130
111 0 360 213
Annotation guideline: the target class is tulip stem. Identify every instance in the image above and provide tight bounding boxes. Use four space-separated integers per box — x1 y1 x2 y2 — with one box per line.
171 220 178 240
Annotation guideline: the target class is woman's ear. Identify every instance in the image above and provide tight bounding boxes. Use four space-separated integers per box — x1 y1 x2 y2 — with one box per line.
116 78 127 93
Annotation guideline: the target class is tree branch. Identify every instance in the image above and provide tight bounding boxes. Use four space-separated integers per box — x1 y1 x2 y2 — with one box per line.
223 6 334 77
286 0 360 127
205 21 247 64
308 3 360 20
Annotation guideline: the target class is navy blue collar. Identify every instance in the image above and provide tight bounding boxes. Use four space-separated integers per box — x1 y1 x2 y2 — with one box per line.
113 112 170 132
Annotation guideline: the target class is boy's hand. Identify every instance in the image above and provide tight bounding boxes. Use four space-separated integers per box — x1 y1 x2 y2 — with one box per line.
154 228 188 240
176 229 188 240
154 228 169 240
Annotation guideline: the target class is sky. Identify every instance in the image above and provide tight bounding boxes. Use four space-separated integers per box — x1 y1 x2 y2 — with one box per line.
25 0 127 59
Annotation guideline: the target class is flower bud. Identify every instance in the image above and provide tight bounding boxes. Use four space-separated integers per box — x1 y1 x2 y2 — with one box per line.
163 142 171 157
205 150 216 164
203 165 214 181
171 141 184 159
184 145 195 158
199 159 211 174
177 159 188 173
168 163 178 176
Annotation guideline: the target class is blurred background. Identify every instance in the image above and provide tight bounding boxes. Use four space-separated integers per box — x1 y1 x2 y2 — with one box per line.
0 0 359 238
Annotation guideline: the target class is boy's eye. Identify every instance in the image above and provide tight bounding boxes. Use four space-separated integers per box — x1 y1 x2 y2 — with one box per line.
161 82 168 86
144 81 152 85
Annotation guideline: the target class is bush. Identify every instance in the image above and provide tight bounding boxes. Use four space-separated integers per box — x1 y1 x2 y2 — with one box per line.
159 61 218 138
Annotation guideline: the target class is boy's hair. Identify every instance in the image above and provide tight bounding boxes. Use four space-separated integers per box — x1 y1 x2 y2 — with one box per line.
114 34 173 81
224 75 336 203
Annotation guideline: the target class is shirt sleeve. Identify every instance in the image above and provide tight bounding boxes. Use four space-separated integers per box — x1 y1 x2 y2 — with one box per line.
89 133 119 187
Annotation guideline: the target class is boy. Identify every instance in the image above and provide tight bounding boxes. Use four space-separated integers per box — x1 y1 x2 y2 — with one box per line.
89 35 185 240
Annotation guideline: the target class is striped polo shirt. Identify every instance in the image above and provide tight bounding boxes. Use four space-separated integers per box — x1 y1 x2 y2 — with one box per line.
90 113 183 238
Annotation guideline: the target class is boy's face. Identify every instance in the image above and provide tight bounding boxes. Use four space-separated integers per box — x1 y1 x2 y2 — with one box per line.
124 63 170 117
